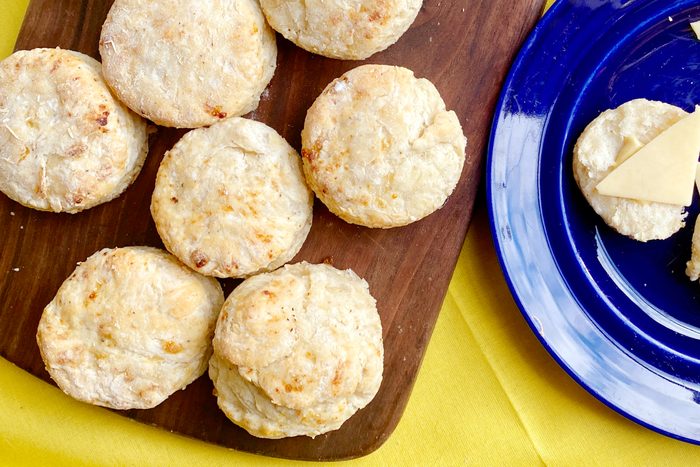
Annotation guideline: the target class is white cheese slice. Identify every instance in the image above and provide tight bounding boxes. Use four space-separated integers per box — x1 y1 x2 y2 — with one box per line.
615 136 644 165
692 20 700 40
595 107 700 206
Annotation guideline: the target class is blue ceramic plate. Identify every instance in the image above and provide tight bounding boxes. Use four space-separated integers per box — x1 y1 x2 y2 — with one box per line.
488 0 700 444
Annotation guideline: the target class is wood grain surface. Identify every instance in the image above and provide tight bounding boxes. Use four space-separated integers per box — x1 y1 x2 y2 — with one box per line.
0 0 544 460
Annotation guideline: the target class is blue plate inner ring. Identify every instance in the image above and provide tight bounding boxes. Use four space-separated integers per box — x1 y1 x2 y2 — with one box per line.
488 0 700 445
544 2 700 376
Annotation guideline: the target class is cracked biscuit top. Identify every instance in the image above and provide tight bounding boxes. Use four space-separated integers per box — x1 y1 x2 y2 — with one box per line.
37 246 224 410
260 0 422 60
99 0 277 128
151 117 313 278
0 48 148 213
210 261 384 438
301 65 466 228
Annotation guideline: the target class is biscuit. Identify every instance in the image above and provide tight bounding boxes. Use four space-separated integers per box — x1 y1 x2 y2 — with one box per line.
151 117 313 278
0 48 148 213
260 0 422 60
210 262 383 438
573 99 688 241
687 215 700 281
301 65 466 228
36 247 224 410
100 0 277 128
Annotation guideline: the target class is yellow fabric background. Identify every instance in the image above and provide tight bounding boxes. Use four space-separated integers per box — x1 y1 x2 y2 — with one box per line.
1 0 698 464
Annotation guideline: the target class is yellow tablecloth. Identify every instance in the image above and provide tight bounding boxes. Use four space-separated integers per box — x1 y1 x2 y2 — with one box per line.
1 1 699 464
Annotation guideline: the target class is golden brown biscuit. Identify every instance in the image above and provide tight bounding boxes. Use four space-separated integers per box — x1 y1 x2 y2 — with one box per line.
0 48 148 213
210 262 384 438
151 117 313 278
37 247 224 410
260 0 422 60
302 65 466 228
100 0 277 128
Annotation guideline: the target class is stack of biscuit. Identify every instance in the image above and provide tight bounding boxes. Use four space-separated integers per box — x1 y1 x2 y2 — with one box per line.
0 0 468 438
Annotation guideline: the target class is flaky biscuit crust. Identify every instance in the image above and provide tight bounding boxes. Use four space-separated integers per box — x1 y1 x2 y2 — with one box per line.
302 65 466 228
573 99 687 242
260 0 422 60
210 262 383 438
0 48 148 213
151 117 313 278
100 0 277 128
37 247 224 410
687 216 700 281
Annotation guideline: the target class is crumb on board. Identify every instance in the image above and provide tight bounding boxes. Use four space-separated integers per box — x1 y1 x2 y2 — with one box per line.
10 211 15 216
12 268 20 272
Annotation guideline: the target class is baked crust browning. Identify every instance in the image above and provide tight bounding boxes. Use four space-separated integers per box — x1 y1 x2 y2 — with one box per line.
151 117 313 278
0 48 148 213
302 65 466 228
100 0 277 128
37 247 224 410
260 0 422 60
210 262 384 438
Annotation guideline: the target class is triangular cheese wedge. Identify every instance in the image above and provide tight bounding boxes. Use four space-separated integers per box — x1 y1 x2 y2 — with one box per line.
615 136 644 165
595 107 700 206
692 20 700 40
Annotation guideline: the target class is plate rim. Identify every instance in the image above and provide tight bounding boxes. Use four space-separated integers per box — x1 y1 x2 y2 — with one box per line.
486 0 700 446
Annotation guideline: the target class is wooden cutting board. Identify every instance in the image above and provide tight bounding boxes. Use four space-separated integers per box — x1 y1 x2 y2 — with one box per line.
0 0 544 461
